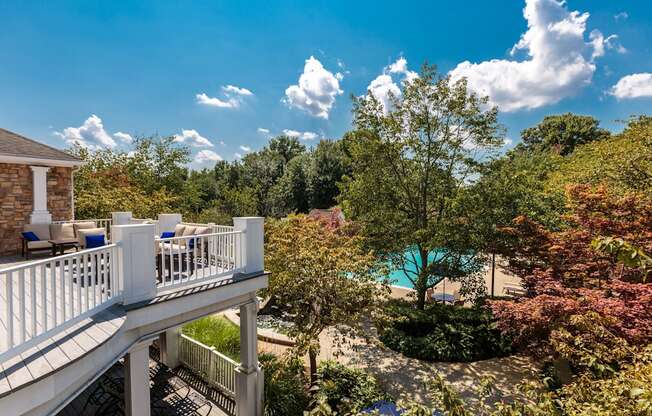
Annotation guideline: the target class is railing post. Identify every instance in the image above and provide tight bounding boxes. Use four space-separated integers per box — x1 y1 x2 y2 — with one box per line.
233 217 264 274
158 213 182 235
112 211 133 225
112 223 157 305
159 326 181 368
235 299 262 416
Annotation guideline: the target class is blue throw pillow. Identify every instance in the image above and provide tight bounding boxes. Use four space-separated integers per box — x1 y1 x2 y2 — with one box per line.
22 231 40 241
161 231 175 239
85 234 105 249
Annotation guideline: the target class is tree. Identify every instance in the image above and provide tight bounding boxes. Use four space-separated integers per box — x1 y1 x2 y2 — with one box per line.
309 139 350 209
520 113 610 156
340 64 504 309
264 213 387 383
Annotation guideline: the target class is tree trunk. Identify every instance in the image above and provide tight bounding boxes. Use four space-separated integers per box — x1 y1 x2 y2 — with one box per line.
416 247 429 310
309 349 318 387
491 251 496 298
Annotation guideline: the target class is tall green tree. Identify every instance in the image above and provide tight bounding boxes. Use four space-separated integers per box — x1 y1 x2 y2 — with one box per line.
309 140 350 209
520 112 610 156
340 65 504 309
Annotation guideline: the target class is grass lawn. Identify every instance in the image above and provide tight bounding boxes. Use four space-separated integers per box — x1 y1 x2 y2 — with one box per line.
182 315 241 361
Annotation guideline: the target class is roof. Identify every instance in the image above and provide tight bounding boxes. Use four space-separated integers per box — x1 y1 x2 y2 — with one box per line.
0 128 82 166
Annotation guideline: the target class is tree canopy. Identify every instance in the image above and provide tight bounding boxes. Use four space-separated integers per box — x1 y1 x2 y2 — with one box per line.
520 112 610 155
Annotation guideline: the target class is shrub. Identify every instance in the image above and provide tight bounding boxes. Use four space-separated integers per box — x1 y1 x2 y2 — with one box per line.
312 361 387 414
378 300 511 362
260 353 309 416
182 316 240 360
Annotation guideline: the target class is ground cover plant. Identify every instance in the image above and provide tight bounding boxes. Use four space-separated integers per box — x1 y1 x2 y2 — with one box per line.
181 315 240 360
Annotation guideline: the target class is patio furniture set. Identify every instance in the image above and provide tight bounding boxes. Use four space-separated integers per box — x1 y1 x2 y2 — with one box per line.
20 221 108 258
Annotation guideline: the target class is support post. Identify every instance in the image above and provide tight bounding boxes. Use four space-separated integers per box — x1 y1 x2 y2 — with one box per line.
29 166 52 224
235 299 263 416
112 211 133 225
124 340 152 416
157 213 182 235
233 217 264 274
159 326 180 369
112 223 157 304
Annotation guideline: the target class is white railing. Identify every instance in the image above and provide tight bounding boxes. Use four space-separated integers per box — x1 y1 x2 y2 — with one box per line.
155 231 243 292
179 333 237 397
0 244 120 362
181 222 235 234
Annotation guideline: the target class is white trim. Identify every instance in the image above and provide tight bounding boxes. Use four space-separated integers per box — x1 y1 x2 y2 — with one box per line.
0 154 83 167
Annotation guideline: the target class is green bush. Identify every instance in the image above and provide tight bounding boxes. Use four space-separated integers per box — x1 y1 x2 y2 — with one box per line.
312 361 387 414
378 300 512 362
182 316 240 360
260 353 309 416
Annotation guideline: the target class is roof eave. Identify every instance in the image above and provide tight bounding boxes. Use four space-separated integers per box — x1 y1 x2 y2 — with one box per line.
0 154 84 167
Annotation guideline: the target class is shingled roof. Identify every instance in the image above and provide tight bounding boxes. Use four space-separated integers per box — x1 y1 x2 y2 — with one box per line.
0 128 82 166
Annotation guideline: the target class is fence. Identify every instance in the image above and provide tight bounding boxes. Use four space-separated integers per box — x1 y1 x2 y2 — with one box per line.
0 244 120 362
155 231 243 292
179 333 238 397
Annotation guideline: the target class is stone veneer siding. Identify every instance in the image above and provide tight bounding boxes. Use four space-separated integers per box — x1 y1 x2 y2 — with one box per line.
0 163 73 256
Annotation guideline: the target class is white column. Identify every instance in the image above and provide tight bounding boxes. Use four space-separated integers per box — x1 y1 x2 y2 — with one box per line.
112 223 157 304
159 326 180 368
112 211 133 225
29 166 52 224
124 340 152 416
158 213 182 234
235 300 263 416
233 217 264 274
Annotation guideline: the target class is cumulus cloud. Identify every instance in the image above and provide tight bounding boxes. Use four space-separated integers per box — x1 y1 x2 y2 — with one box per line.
196 84 254 109
55 114 117 149
282 129 319 141
239 145 252 152
113 132 133 143
610 73 652 99
365 57 418 112
257 127 270 135
449 0 616 112
173 129 214 147
194 150 223 163
283 56 343 119
614 11 628 21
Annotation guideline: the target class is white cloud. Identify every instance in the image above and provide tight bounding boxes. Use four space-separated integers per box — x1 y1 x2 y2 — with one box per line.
449 0 615 112
234 152 243 159
283 56 343 119
239 145 252 152
614 11 628 21
194 150 223 163
257 127 270 135
282 129 319 141
173 129 214 147
196 84 254 109
55 114 117 149
113 132 133 143
364 57 418 113
610 73 652 99
589 31 626 59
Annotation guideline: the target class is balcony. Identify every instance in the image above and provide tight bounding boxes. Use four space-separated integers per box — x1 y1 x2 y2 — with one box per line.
0 213 267 416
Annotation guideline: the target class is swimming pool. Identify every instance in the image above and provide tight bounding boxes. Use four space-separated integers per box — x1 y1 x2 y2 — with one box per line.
383 249 445 289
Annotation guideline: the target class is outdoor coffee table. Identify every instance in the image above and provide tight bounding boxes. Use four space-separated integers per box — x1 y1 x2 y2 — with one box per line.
48 238 79 255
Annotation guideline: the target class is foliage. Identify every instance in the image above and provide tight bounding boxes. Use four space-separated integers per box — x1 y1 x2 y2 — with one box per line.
264 213 388 382
259 353 309 416
546 115 652 195
377 300 511 362
592 237 652 282
181 316 240 360
490 185 652 357
311 361 387 415
340 64 504 309
520 112 610 156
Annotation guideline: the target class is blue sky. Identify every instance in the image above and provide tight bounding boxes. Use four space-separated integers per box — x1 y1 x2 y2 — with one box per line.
1 0 651 167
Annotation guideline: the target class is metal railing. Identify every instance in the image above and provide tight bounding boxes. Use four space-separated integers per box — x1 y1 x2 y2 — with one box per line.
0 244 120 362
155 231 243 292
179 333 238 397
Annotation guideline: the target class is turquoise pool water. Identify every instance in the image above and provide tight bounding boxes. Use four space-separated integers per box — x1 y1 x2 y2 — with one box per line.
384 249 444 289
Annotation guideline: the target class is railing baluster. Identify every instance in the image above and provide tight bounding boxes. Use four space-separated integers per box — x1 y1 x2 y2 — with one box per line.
18 269 26 344
85 253 90 313
30 267 37 338
40 264 47 332
59 258 65 322
6 271 13 349
50 259 56 327
68 257 74 319
77 253 82 316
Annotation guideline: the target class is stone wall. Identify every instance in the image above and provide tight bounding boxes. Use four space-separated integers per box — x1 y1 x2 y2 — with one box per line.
0 164 73 256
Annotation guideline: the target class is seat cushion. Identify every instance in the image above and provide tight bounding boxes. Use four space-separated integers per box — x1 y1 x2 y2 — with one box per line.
24 223 51 240
73 222 97 237
27 240 52 249
181 226 197 236
50 223 75 240
173 224 186 237
194 226 211 235
77 228 106 248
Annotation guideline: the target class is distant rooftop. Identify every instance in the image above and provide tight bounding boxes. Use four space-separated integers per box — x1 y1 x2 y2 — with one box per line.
0 128 82 165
